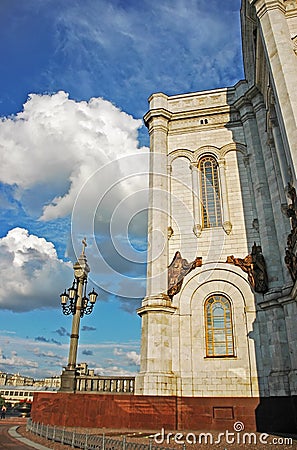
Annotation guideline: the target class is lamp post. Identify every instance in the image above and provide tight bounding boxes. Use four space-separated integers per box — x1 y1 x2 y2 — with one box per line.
59 238 98 392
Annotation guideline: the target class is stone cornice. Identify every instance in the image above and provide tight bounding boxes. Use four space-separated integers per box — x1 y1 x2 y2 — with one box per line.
143 108 172 128
234 84 261 107
137 294 177 316
258 284 295 308
169 104 233 121
286 5 297 18
137 304 177 316
233 84 266 121
144 104 241 134
250 0 286 19
233 95 252 111
246 84 262 101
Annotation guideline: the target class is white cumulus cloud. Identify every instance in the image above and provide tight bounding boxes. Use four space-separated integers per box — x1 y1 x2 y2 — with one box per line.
0 227 72 312
0 91 146 221
0 91 151 310
126 351 140 366
113 347 140 366
0 348 38 369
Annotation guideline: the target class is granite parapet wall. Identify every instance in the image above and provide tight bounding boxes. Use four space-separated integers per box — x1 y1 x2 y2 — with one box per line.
31 392 260 431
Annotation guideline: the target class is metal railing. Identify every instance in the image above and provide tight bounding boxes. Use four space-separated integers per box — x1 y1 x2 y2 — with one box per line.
76 376 135 393
26 419 178 450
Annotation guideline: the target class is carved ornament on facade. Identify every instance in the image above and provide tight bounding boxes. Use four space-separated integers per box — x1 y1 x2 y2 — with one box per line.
168 251 202 299
252 218 259 232
284 182 297 281
167 226 174 239
223 221 232 235
193 224 202 238
226 242 268 293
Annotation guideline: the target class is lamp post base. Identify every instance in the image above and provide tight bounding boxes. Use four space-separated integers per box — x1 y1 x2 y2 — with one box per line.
59 368 77 392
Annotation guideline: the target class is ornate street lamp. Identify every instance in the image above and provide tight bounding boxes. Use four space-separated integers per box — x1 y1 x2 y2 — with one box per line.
59 238 98 392
60 282 98 317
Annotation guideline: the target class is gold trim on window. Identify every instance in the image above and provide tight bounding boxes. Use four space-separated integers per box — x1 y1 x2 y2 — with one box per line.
199 156 222 228
205 295 235 357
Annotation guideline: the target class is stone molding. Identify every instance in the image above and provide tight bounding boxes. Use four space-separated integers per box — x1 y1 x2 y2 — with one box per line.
137 294 177 317
168 142 247 165
143 108 172 130
251 0 286 19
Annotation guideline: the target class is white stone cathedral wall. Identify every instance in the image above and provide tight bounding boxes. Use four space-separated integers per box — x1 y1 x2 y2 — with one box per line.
169 149 257 267
170 156 195 259
166 118 261 396
171 266 259 397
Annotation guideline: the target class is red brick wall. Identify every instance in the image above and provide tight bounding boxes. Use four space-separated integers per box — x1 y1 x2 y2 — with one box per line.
31 392 259 431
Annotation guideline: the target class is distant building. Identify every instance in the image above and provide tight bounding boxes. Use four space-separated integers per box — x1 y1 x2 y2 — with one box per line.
0 370 61 406
7 373 34 387
0 385 57 407
76 362 95 377
33 376 61 389
0 372 7 386
0 370 61 395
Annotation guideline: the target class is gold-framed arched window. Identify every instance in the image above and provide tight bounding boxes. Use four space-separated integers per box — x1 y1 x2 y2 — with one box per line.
205 295 235 357
199 156 222 228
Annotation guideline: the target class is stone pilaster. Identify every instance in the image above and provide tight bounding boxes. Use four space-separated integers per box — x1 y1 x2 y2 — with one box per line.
251 0 297 178
143 94 171 297
250 90 289 286
190 163 202 237
283 296 297 395
134 295 177 395
135 94 177 395
235 93 282 291
270 107 290 188
218 158 232 235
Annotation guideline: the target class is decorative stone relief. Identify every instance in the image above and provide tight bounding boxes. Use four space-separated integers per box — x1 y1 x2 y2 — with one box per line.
284 182 297 281
193 223 202 237
223 221 232 235
167 226 174 239
168 251 202 299
252 218 259 232
226 243 268 293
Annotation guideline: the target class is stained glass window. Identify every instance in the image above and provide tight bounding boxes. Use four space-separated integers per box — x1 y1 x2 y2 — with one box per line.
205 295 235 357
199 156 222 228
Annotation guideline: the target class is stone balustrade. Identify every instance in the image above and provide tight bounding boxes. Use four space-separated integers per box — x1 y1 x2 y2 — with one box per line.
75 375 135 393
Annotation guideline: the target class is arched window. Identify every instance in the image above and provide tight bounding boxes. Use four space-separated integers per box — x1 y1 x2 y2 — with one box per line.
199 156 222 228
205 295 234 357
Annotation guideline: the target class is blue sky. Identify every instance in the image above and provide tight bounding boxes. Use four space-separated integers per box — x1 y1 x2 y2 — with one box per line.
0 0 243 378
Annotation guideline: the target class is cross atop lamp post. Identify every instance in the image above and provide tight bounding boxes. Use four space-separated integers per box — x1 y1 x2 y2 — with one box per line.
59 238 98 392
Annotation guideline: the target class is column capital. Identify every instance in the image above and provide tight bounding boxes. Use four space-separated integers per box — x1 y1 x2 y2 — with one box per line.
217 158 226 167
189 162 198 170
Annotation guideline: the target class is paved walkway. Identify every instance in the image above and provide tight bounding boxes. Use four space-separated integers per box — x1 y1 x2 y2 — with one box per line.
0 419 50 450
